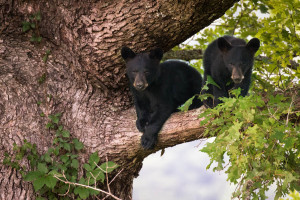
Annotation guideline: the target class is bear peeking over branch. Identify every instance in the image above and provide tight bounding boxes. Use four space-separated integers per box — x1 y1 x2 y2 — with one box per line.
203 35 260 107
121 47 203 149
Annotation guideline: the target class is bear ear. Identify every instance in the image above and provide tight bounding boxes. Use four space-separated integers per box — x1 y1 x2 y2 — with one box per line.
246 38 260 54
149 48 163 61
217 37 232 53
121 46 136 61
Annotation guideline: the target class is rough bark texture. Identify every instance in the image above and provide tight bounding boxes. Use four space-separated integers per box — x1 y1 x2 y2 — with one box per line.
162 49 203 61
0 0 237 199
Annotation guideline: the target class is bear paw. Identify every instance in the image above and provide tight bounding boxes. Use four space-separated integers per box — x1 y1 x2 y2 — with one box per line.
141 133 157 150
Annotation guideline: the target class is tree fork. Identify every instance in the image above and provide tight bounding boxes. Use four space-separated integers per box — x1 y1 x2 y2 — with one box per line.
0 0 239 199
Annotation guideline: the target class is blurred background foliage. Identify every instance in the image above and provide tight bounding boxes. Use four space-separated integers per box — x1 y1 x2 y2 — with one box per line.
174 0 299 199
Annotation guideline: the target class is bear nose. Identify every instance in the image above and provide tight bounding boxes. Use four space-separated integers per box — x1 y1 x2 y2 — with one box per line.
231 75 244 84
135 83 144 89
231 67 244 84
134 82 147 91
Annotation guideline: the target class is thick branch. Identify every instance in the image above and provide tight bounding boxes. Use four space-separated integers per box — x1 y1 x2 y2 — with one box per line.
104 106 207 163
163 49 299 71
162 49 203 61
155 106 207 149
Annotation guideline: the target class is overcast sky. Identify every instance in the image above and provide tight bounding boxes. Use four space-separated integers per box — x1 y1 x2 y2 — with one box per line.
133 139 276 200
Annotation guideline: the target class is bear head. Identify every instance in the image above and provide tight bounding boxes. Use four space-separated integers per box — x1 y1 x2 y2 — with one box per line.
217 37 260 84
121 47 163 91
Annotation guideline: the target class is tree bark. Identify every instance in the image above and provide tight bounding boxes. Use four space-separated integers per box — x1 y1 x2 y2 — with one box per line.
0 0 237 199
162 49 203 61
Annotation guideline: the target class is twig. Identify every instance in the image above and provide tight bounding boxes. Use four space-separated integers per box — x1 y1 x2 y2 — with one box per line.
53 175 122 200
105 156 111 194
286 94 295 126
109 168 124 185
93 157 122 199
92 159 123 200
57 171 70 196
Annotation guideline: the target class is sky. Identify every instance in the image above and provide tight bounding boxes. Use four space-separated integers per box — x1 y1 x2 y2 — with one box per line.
133 139 276 200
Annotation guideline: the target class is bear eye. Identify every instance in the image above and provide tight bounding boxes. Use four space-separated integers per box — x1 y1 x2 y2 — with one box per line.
144 71 150 75
131 70 138 74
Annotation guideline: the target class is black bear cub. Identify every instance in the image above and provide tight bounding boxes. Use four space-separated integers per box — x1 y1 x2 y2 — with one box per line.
121 47 203 149
203 35 260 107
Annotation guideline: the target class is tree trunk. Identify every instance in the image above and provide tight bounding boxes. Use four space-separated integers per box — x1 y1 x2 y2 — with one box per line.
0 0 237 199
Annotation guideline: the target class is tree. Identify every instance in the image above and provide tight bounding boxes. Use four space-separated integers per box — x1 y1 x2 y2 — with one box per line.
0 0 238 199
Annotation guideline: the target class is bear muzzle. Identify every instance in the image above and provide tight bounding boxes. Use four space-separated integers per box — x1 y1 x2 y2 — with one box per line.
231 66 244 84
133 74 148 91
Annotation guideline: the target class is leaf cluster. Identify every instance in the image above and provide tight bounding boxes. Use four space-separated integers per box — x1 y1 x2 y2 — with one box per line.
175 2 300 198
22 12 42 43
199 89 299 199
3 113 119 200
178 75 217 112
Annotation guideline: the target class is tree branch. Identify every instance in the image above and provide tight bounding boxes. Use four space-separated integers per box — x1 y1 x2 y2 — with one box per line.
162 49 203 61
163 49 299 70
110 106 208 162
155 106 207 150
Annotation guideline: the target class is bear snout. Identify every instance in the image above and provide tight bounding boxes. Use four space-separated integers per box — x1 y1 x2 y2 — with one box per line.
231 67 244 84
134 82 147 91
232 76 244 84
133 74 148 91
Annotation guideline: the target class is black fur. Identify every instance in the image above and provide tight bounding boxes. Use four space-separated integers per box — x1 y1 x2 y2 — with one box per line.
121 47 203 149
203 35 260 107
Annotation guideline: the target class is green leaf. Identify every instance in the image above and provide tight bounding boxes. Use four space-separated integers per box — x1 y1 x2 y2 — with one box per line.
36 197 46 200
24 171 43 181
42 53 49 63
22 21 31 32
202 84 209 91
73 139 84 150
54 146 60 155
48 170 61 177
74 187 90 199
35 12 41 21
44 153 52 163
281 29 289 39
38 73 46 84
62 130 70 138
206 75 221 89
89 188 100 196
83 163 92 171
63 143 71 152
33 176 46 191
37 37 42 43
46 122 54 129
58 125 63 131
71 159 79 169
178 96 195 112
60 154 69 163
90 168 105 183
45 175 58 189
49 113 61 124
30 23 36 29
88 152 100 169
37 163 48 174
259 4 268 13
99 161 119 173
